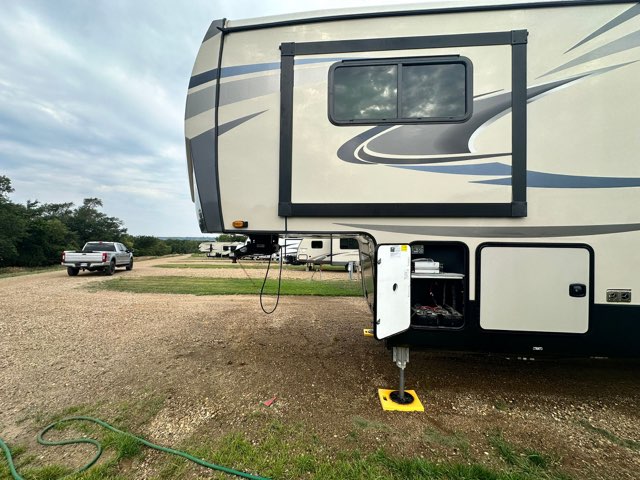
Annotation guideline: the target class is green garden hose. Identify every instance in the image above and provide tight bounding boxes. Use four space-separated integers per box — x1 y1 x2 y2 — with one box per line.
0 416 270 480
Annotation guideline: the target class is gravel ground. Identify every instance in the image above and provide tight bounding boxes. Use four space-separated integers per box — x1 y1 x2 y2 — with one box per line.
0 255 639 479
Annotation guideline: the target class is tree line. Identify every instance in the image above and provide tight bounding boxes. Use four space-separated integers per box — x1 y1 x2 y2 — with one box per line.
0 176 201 267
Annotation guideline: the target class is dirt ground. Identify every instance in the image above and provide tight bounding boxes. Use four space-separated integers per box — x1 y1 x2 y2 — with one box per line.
0 255 638 479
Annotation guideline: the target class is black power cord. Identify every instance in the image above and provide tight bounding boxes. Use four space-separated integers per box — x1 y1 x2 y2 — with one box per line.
259 247 283 314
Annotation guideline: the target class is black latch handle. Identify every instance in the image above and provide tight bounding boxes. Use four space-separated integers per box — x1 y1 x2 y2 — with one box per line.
569 284 586 298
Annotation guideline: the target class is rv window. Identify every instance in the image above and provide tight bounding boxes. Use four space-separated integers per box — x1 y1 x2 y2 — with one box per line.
332 65 397 121
311 240 323 249
340 238 359 250
329 57 471 124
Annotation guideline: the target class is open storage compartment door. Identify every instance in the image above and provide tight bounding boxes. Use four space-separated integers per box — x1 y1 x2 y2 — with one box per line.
375 245 411 339
478 245 591 334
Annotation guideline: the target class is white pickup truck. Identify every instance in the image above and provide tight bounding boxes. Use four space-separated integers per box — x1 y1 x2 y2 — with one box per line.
61 241 133 276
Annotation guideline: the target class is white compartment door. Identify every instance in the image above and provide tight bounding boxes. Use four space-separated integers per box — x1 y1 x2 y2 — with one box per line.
375 244 411 339
480 246 590 334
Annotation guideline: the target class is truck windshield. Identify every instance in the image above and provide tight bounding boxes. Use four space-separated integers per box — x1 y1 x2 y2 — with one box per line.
83 243 115 252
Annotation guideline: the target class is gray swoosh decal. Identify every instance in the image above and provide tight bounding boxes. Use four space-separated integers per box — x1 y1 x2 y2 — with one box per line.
337 223 640 238
185 85 216 119
218 111 267 135
473 170 640 189
567 4 640 53
394 162 640 189
203 19 225 42
337 126 390 164
358 151 511 165
544 30 640 76
189 58 344 89
219 75 280 108
394 162 512 175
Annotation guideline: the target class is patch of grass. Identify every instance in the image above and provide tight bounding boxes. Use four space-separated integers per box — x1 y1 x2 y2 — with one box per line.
155 263 348 272
92 276 363 297
423 427 470 456
4 415 575 480
488 430 564 478
101 432 143 461
578 419 640 450
352 416 390 432
15 464 72 480
151 420 573 480
0 443 74 480
4 395 166 479
109 394 165 430
154 263 259 269
0 265 62 279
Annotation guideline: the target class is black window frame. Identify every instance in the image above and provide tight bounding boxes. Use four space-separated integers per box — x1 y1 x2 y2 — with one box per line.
311 240 324 249
328 56 473 126
278 30 528 219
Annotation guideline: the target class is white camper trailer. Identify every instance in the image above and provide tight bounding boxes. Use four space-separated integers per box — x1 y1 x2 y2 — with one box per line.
185 0 640 380
296 236 360 269
198 242 215 253
205 241 243 258
278 236 302 264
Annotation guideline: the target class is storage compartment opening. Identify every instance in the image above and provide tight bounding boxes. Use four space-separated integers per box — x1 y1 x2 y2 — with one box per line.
410 242 468 330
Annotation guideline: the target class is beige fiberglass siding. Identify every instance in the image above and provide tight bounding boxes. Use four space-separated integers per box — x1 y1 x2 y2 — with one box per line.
291 45 512 204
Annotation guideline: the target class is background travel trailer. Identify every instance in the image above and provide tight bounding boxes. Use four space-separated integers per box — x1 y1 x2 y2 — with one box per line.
279 236 302 264
185 1 640 363
198 241 243 257
296 236 360 269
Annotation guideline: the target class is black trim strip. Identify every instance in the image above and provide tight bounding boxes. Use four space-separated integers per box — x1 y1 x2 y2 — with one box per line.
286 203 518 218
224 1 633 33
214 20 227 232
511 32 528 204
292 32 512 55
278 30 528 219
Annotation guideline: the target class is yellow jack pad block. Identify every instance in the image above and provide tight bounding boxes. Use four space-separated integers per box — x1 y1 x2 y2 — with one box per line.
363 328 374 337
378 389 424 412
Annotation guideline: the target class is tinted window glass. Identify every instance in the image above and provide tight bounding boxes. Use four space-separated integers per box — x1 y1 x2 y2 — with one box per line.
83 243 115 252
330 57 470 124
311 240 323 249
332 65 397 121
401 63 466 118
340 238 359 250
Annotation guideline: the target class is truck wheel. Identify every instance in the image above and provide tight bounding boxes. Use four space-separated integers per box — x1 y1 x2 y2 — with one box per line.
126 258 134 271
105 260 116 276
67 267 80 276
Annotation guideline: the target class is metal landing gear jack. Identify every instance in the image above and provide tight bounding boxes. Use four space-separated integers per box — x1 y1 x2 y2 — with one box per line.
378 347 424 412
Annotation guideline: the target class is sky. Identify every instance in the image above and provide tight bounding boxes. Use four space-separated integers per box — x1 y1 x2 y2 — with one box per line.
0 0 424 237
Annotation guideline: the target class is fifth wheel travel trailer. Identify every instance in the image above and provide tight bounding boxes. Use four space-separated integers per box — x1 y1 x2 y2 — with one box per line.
185 0 640 402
